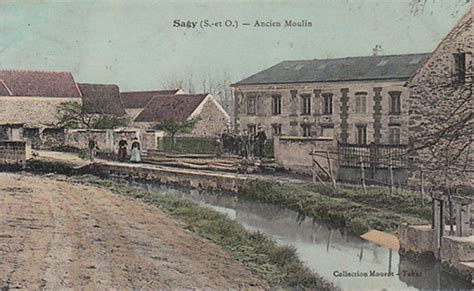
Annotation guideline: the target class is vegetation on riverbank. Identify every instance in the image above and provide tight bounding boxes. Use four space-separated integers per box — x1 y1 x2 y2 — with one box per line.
74 176 337 290
240 180 431 235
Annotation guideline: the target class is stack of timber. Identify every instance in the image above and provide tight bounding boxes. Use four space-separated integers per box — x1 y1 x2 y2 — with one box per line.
143 150 277 173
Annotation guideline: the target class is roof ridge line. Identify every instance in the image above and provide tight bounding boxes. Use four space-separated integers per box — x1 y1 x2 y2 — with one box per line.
283 52 432 63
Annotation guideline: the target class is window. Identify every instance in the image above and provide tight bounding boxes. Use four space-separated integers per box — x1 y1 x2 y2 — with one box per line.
389 127 401 145
302 124 311 137
272 95 281 115
323 93 333 115
355 92 367 113
247 124 256 136
272 124 282 136
453 53 467 84
301 94 311 115
356 125 367 145
389 91 401 115
247 95 256 115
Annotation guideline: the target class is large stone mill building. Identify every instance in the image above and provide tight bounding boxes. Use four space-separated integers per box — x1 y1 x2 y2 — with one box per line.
232 53 431 145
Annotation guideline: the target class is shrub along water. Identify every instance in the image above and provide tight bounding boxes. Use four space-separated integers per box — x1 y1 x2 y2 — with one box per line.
75 176 337 290
239 180 430 235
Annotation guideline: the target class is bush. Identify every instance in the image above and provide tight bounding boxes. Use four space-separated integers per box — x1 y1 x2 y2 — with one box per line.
347 218 369 235
160 137 217 154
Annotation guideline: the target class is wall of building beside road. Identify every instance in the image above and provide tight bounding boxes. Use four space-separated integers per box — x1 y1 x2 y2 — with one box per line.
0 140 32 165
274 136 337 176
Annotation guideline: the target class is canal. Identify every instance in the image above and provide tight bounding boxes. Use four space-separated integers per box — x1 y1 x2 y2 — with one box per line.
133 181 472 290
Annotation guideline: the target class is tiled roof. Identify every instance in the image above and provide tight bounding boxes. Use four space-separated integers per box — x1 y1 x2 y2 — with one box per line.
135 93 208 123
0 80 12 96
233 53 431 85
78 83 127 116
0 70 82 97
120 89 181 109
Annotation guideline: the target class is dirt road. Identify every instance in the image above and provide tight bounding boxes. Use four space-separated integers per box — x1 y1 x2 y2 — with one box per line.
0 173 266 289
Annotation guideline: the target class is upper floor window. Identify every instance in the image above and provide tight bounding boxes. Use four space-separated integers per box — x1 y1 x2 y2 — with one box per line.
389 91 401 115
302 124 311 137
322 93 333 115
355 92 367 113
247 95 256 115
356 125 367 145
272 123 282 136
272 95 281 115
389 127 401 145
301 94 311 115
453 53 467 85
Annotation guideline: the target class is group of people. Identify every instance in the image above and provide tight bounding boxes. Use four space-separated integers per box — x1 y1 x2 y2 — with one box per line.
87 136 142 163
220 126 267 159
117 137 142 163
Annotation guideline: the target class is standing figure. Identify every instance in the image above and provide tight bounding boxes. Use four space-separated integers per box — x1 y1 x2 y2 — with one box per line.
117 136 128 162
240 129 249 158
256 126 267 160
221 129 229 154
130 137 141 163
88 137 98 161
214 136 223 157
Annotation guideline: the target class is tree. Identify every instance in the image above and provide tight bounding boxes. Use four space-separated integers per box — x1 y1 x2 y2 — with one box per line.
55 101 129 130
153 117 199 149
161 70 234 116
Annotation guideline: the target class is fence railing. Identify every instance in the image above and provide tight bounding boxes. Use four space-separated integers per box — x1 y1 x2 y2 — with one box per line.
338 142 408 168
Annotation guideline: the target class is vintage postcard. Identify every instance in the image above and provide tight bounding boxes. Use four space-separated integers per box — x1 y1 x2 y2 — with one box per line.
0 0 472 290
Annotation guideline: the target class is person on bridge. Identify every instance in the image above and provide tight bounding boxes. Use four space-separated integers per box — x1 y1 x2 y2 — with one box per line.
117 136 128 162
130 137 141 163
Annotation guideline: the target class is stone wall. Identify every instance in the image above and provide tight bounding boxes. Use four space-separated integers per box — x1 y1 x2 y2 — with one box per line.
0 96 80 128
398 223 435 259
0 140 32 164
233 80 410 144
274 136 337 176
407 12 473 188
191 98 230 137
440 236 474 281
64 129 140 153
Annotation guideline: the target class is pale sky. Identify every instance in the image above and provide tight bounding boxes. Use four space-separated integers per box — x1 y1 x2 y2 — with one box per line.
0 0 470 91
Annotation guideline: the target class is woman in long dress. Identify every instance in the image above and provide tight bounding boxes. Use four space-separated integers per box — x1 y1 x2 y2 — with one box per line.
130 137 141 163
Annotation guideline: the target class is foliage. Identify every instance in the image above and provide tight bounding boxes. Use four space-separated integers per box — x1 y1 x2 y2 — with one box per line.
75 176 337 290
55 101 129 130
160 136 217 154
240 180 430 234
347 218 369 236
154 118 199 136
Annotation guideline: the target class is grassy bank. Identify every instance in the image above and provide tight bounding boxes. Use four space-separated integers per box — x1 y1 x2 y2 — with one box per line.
240 180 431 235
74 175 337 290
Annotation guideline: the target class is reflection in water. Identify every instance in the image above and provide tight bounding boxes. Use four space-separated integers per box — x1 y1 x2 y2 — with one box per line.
132 181 473 290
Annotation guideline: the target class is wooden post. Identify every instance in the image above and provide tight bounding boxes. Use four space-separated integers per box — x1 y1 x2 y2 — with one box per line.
311 148 316 184
389 159 394 196
359 157 367 195
448 191 454 236
326 150 337 190
420 168 425 207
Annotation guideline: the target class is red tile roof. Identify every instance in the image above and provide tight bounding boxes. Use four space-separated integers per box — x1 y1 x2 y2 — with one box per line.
0 70 82 97
120 89 180 109
135 93 209 123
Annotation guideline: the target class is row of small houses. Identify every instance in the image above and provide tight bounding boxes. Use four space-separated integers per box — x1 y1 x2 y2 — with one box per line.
0 70 231 152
